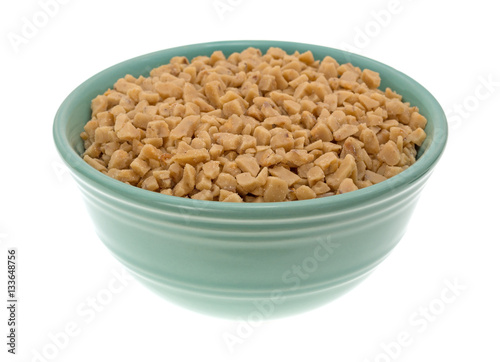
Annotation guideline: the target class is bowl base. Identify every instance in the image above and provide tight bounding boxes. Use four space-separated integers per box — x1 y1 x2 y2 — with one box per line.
126 266 374 319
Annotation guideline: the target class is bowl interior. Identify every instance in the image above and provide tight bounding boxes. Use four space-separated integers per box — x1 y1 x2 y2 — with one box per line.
54 40 447 211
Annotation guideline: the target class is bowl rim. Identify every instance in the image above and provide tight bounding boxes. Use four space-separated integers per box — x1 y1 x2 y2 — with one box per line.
53 40 447 212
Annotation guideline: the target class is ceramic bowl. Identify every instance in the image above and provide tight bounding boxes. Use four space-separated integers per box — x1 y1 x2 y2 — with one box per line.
53 40 447 319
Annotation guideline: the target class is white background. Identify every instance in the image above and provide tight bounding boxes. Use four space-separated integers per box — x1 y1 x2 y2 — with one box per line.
1 0 499 361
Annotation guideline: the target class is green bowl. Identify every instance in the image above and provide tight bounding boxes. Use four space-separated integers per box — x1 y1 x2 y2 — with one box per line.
53 40 447 319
